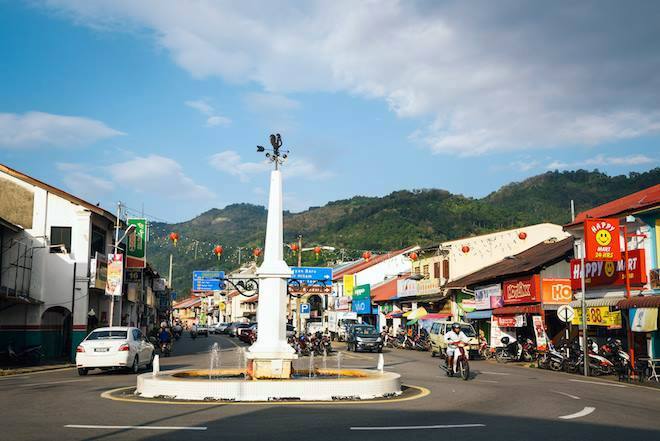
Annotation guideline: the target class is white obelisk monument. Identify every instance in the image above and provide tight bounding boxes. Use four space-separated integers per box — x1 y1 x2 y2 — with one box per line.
246 135 297 379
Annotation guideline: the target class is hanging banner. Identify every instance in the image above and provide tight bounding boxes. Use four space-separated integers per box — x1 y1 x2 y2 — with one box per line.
490 320 516 348
532 315 548 351
343 274 355 296
570 249 647 290
584 218 621 262
572 306 622 328
105 253 124 297
503 275 540 304
541 278 572 304
629 308 658 332
126 218 147 268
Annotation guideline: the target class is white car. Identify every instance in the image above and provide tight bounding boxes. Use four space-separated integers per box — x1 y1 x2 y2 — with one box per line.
76 327 155 376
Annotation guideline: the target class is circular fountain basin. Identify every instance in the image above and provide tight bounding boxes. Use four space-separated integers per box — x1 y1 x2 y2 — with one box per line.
136 368 401 401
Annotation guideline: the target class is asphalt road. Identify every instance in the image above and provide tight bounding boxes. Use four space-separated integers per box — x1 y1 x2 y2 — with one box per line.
2 333 659 441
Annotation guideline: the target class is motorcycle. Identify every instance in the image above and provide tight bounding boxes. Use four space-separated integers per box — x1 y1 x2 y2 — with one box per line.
478 336 493 360
160 341 171 357
3 343 44 365
537 342 566 371
600 338 631 380
520 338 538 362
440 342 470 380
190 329 197 339
495 336 522 363
562 340 614 376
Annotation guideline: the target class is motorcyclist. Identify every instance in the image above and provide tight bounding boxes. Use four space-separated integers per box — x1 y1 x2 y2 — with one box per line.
158 325 172 353
444 323 469 375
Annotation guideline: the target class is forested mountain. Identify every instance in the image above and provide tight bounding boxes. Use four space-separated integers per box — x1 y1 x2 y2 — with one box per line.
147 168 659 298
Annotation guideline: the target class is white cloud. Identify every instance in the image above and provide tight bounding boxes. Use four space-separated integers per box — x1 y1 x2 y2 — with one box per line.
0 111 123 148
56 162 113 200
546 154 656 170
107 155 214 199
184 98 231 127
43 1 660 155
243 93 301 113
209 150 332 182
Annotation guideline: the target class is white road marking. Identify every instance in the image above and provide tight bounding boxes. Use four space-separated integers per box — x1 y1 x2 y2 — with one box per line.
0 375 32 381
474 379 499 384
569 379 627 388
552 390 580 400
17 379 90 387
480 371 511 376
65 425 207 431
559 406 596 420
350 424 486 431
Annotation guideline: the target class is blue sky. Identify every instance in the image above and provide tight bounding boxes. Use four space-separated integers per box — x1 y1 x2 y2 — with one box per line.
1 1 658 222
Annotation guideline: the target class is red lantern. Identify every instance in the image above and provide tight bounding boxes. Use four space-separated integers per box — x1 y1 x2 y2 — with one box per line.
253 248 262 258
290 243 299 252
409 252 418 261
461 245 470 253
213 245 223 260
314 246 322 259
169 232 179 246
518 231 527 240
362 251 372 262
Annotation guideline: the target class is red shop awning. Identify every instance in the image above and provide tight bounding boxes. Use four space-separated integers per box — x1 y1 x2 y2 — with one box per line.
617 295 660 309
420 313 451 320
492 304 541 316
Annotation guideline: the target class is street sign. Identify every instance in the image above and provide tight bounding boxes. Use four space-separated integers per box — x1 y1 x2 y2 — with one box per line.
290 267 333 285
352 298 371 315
557 304 575 323
192 271 225 291
300 303 311 319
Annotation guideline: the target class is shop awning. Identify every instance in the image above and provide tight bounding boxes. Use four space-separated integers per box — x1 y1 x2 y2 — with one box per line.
466 310 492 320
386 311 403 318
420 313 451 321
407 307 429 320
617 295 660 309
406 319 418 326
568 297 623 308
492 304 541 316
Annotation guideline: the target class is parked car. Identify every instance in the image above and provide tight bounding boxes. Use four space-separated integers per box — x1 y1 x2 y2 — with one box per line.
213 323 230 334
346 324 383 353
196 324 210 337
229 323 251 337
75 327 154 376
238 323 257 343
429 321 479 358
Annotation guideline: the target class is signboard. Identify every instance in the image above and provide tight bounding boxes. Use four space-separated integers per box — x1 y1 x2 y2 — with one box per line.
192 271 225 291
396 278 418 298
352 298 371 315
541 278 572 304
127 282 140 302
557 305 575 323
89 252 107 290
503 275 540 305
289 267 333 294
352 284 371 299
153 278 166 292
570 249 647 290
572 306 622 328
300 303 311 319
584 218 621 262
495 314 526 327
474 284 501 310
490 320 515 348
105 253 124 297
630 308 658 332
336 296 351 311
343 275 355 296
126 218 147 268
532 316 548 351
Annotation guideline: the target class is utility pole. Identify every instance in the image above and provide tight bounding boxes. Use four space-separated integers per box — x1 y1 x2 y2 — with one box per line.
110 201 121 327
578 239 589 376
296 235 302 335
194 240 199 260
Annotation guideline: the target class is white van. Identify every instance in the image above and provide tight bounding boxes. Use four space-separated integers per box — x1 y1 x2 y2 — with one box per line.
429 321 479 359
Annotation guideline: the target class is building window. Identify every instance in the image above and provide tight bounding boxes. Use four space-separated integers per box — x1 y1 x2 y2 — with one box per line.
442 259 450 279
433 262 441 279
423 265 430 279
91 226 106 257
50 226 71 253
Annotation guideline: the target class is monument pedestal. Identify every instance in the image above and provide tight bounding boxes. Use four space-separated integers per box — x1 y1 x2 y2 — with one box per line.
246 353 297 379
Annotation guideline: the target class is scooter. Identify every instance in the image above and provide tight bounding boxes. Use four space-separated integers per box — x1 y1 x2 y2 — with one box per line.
600 338 631 380
495 336 522 363
537 342 566 371
190 329 197 339
439 342 470 380
160 341 171 357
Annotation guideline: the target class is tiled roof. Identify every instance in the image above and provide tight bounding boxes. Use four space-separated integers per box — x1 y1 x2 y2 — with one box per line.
566 184 660 227
371 278 398 302
173 297 201 309
446 237 574 288
332 246 417 281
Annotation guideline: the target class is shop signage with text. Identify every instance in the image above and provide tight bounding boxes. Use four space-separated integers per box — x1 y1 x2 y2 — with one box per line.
541 278 572 304
126 218 147 268
503 275 540 304
570 249 646 290
572 306 622 328
352 284 371 299
474 284 502 310
584 218 621 261
343 275 355 296
495 314 526 327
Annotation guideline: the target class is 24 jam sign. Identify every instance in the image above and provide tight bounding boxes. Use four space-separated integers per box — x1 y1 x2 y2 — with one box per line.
584 218 621 261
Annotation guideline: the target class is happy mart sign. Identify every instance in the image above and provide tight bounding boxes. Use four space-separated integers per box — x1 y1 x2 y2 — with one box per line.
584 218 621 262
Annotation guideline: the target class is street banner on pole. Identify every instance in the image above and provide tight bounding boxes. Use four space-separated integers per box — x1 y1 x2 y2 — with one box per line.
106 254 124 297
584 218 621 261
126 218 147 268
343 274 355 296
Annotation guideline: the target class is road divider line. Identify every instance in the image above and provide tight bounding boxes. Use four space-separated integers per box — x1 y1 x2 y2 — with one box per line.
569 379 626 388
480 371 511 376
17 379 90 387
350 424 486 431
65 425 207 431
559 406 595 420
552 390 580 400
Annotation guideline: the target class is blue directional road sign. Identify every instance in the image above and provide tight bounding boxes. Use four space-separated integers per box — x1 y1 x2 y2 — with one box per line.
192 271 225 291
290 267 333 286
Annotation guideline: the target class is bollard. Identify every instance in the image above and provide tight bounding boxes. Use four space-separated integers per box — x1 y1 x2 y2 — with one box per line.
152 354 160 376
377 353 384 373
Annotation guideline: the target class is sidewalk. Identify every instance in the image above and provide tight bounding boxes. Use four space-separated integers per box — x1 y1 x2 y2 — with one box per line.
0 362 74 377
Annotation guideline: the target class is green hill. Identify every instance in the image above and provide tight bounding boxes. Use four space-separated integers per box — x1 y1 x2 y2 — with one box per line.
147 168 659 298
